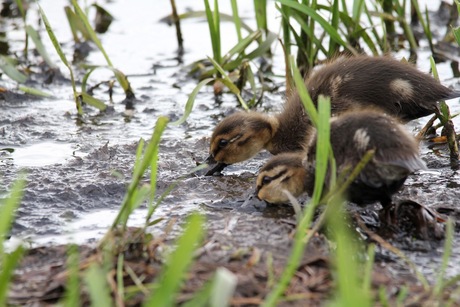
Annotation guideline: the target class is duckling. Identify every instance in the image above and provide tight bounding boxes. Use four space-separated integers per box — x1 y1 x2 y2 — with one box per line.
206 91 313 175
307 55 460 121
206 55 458 175
255 109 426 208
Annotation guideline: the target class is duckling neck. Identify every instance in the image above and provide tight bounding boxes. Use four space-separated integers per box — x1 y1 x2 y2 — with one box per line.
266 92 314 155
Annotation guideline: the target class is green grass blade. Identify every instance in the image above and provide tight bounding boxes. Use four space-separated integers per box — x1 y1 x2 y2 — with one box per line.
277 0 357 54
79 92 107 111
204 0 221 65
290 56 318 126
230 0 243 41
262 192 320 307
328 0 339 56
210 267 237 306
38 4 71 68
0 178 25 255
175 11 254 34
362 244 376 294
0 55 27 83
434 218 454 297
0 177 26 305
111 117 169 229
326 197 372 307
18 85 53 98
222 30 262 63
213 0 221 63
244 30 277 59
171 78 214 126
254 0 268 32
311 95 331 204
37 3 81 113
25 25 56 68
71 0 112 66
352 0 365 22
0 245 25 305
207 57 248 109
64 6 91 42
63 244 80 307
143 213 205 307
84 264 113 307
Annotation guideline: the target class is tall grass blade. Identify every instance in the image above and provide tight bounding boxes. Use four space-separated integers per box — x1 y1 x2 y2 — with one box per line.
244 31 277 59
0 178 25 255
433 218 454 298
0 245 25 305
18 85 53 98
143 213 205 307
25 25 56 68
254 0 268 33
37 3 81 114
328 0 340 56
71 0 112 66
172 78 214 125
111 117 169 229
79 92 107 111
204 0 221 65
71 0 134 97
0 55 27 83
230 0 243 42
327 197 372 307
64 6 91 43
207 57 248 109
0 177 26 305
277 0 357 54
222 30 262 63
311 95 331 204
263 63 332 306
209 267 237 307
362 244 376 294
84 264 113 307
290 56 318 126
63 244 80 307
174 11 254 33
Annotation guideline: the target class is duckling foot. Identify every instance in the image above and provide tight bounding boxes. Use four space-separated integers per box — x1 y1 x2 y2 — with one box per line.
392 200 445 240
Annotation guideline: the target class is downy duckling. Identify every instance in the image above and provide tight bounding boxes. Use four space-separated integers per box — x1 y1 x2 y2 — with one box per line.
206 55 459 175
256 109 426 208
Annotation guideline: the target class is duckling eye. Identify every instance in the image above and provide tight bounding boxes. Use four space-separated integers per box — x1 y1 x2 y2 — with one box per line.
262 176 272 185
218 139 228 148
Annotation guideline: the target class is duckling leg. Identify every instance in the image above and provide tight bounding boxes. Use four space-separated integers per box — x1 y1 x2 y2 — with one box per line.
394 200 445 240
378 198 397 226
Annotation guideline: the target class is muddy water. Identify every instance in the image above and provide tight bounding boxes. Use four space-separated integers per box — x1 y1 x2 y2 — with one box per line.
1 0 460 284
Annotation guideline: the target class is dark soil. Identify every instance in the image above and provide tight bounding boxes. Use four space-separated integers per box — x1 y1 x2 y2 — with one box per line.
2 0 460 305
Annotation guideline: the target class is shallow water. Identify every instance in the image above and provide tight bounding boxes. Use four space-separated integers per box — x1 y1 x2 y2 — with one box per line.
1 0 460 285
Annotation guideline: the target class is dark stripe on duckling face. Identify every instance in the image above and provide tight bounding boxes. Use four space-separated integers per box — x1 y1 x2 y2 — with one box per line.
259 169 287 187
212 133 242 157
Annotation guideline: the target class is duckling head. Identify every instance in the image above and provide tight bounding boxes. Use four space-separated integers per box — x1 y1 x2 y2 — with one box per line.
256 152 307 204
207 112 278 170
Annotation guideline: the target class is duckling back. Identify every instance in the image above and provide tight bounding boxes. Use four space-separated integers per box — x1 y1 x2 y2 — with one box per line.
306 55 459 121
306 109 426 206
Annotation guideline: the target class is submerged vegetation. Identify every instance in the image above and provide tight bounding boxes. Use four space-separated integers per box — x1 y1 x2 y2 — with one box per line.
1 0 460 305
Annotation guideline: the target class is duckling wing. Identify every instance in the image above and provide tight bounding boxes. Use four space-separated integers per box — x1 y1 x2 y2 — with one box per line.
366 155 426 188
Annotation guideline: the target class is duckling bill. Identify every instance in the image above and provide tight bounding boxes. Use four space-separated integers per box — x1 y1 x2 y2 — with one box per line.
205 55 458 175
256 109 426 208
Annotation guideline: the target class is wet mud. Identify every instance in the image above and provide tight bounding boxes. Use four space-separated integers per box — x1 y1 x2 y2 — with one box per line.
2 0 460 305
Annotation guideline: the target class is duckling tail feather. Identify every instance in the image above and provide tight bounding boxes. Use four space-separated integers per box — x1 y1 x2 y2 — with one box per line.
444 90 460 100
